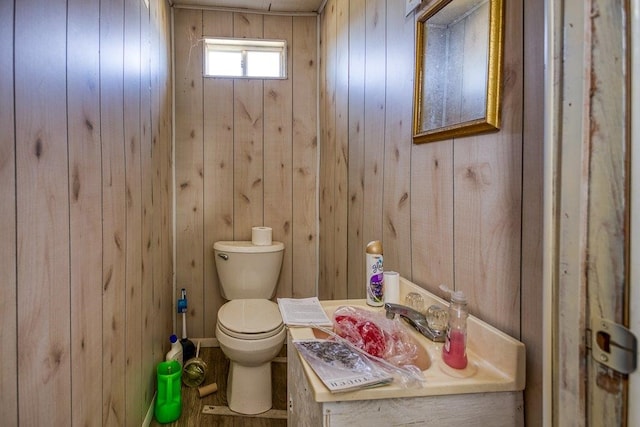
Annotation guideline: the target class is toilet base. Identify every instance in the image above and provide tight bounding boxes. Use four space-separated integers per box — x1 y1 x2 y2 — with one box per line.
227 361 272 414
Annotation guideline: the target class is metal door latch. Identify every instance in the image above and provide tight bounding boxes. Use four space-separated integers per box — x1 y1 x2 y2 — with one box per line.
591 317 637 374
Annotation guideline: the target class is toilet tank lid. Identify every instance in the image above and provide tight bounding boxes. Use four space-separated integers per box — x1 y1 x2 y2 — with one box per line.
213 241 284 253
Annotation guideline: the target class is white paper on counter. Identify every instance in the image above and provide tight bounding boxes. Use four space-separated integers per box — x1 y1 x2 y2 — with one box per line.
277 297 333 327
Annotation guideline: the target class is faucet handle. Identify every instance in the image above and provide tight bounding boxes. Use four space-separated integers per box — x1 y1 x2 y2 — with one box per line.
405 292 424 313
425 304 448 332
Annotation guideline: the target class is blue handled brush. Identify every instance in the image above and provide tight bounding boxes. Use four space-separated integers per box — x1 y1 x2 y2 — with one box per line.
178 288 196 361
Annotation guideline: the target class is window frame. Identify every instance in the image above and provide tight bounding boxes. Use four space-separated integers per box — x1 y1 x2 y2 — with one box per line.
203 37 288 79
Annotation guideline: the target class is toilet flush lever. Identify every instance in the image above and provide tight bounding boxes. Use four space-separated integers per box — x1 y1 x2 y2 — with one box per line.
218 253 229 261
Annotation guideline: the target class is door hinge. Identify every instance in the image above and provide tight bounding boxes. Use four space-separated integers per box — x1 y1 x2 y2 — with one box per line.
590 317 637 375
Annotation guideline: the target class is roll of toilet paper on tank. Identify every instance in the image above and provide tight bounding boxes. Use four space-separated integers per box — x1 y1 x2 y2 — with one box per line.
384 271 400 304
252 226 272 246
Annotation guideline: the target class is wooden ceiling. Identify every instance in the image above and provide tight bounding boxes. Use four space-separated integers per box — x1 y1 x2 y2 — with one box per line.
171 0 325 13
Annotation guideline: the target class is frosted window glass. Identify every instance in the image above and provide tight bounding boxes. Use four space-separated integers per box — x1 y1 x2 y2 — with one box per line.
207 51 242 76
246 51 281 77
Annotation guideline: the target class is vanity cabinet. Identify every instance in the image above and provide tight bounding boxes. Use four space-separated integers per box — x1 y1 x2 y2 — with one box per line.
287 333 523 427
285 279 525 427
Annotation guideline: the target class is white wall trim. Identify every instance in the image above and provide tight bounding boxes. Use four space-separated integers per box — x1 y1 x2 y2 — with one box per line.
170 1 178 339
629 0 640 425
542 0 560 425
315 13 321 296
142 392 156 427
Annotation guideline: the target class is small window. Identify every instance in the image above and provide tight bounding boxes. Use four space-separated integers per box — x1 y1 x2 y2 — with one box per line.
204 38 287 79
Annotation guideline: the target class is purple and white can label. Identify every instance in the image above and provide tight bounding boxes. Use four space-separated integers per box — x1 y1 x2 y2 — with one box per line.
365 241 384 306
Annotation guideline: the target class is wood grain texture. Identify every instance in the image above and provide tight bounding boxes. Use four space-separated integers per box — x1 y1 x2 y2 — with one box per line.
586 1 628 424
382 2 413 277
264 15 294 298
346 0 366 299
291 15 318 298
15 0 71 424
361 0 386 250
174 8 205 338
321 392 523 426
319 0 336 299
333 0 349 300
67 0 103 425
203 10 234 337
288 332 523 426
158 1 174 375
319 0 540 420
174 9 318 327
100 0 128 422
556 1 590 423
0 0 17 424
234 13 265 238
452 0 523 339
410 141 455 294
150 0 174 382
124 0 144 422
1 1 173 424
140 0 157 407
287 334 324 426
554 2 631 425
521 0 545 425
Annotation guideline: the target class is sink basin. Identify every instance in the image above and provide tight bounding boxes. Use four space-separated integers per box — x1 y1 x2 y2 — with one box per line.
288 277 525 403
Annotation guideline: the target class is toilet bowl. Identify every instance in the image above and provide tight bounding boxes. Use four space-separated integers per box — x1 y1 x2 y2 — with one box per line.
216 299 286 414
213 240 285 415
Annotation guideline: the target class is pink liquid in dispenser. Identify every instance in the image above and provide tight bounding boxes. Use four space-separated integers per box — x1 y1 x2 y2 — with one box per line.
440 284 469 370
442 329 468 369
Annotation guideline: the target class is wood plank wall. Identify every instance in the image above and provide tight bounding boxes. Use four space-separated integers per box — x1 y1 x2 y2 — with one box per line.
555 1 630 425
173 9 318 339
319 1 543 426
585 1 628 423
0 0 173 425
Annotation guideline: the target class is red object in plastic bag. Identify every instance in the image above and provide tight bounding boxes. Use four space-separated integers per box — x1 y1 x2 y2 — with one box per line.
332 306 418 366
357 321 386 357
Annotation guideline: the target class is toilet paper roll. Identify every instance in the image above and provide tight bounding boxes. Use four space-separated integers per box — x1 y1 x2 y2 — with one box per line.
383 271 400 304
198 382 218 398
251 226 272 246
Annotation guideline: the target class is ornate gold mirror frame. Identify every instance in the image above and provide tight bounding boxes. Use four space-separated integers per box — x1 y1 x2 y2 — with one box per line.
413 0 504 144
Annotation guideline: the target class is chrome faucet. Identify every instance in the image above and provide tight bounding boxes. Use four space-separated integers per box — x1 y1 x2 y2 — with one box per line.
384 302 446 342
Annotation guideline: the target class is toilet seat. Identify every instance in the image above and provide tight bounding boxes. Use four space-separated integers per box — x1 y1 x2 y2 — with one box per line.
217 299 284 340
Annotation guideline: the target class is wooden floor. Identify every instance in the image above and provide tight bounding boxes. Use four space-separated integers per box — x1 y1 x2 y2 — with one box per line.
151 346 288 426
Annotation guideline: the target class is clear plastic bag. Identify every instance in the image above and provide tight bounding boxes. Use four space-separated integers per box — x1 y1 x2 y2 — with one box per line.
333 305 418 365
324 305 425 387
293 339 394 392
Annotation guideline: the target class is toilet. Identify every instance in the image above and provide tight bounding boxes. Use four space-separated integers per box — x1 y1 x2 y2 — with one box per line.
213 240 286 415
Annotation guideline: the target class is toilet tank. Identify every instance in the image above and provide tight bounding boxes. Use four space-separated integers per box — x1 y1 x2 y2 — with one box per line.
213 241 285 300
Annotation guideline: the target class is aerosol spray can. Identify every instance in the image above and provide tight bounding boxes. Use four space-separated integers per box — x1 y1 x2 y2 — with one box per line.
365 240 384 306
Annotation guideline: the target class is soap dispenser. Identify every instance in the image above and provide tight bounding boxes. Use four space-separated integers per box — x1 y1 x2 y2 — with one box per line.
440 284 468 369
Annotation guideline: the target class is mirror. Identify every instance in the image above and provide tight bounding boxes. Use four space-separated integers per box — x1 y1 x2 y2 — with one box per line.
413 0 504 144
